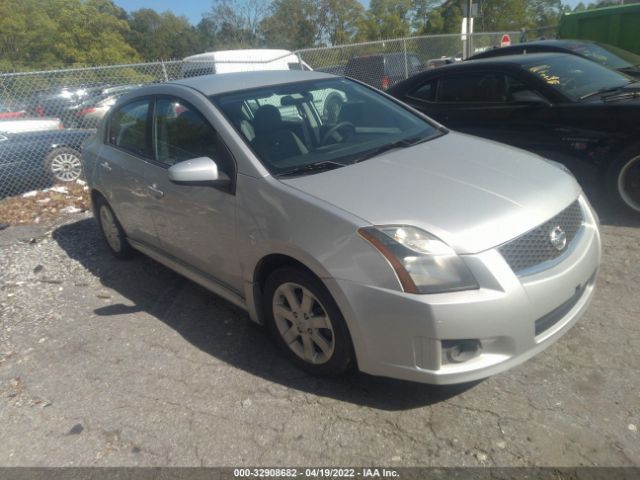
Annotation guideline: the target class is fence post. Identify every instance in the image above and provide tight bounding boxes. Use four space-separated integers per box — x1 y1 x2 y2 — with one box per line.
403 39 408 79
161 61 169 82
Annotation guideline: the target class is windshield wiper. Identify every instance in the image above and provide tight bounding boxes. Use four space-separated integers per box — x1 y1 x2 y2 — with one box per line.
603 89 640 102
579 82 633 100
353 135 432 164
276 160 344 177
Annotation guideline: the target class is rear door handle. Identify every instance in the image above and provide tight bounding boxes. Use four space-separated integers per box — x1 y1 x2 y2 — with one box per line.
100 161 112 172
147 184 164 199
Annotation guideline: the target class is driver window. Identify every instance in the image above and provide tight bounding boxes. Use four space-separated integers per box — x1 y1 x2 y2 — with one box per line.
154 97 233 174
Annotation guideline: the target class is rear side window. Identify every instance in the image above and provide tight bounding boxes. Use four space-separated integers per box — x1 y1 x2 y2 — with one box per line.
436 73 509 103
108 99 151 158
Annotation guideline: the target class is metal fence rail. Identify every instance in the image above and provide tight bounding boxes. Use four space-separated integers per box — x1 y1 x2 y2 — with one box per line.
0 32 517 203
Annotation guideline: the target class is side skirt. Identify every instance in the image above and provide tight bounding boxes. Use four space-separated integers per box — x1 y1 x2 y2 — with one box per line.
128 238 248 312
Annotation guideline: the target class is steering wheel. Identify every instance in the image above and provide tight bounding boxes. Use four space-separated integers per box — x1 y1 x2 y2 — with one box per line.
321 122 356 145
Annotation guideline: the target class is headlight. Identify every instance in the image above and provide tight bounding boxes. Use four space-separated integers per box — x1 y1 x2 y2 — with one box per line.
358 225 479 294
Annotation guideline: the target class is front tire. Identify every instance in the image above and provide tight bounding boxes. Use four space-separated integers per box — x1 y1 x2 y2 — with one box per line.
606 147 640 216
95 197 133 259
45 147 83 182
263 267 354 376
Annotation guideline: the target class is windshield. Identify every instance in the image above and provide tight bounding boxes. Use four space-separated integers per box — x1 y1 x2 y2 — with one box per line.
522 55 632 101
212 78 442 175
567 42 640 70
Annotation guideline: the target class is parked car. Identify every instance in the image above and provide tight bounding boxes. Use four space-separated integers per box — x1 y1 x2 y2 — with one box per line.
83 70 601 385
0 117 62 134
182 49 312 78
63 85 141 128
389 52 640 216
426 56 459 69
469 40 640 79
0 129 93 195
344 52 425 90
0 103 26 120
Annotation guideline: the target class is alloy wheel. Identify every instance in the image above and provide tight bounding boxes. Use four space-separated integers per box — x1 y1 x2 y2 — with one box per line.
272 282 335 365
50 152 82 182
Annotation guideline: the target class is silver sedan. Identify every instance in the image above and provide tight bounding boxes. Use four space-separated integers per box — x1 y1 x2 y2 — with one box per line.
82 71 601 384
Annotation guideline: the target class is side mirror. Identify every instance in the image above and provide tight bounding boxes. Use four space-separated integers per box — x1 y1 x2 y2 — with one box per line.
510 90 550 106
168 157 230 186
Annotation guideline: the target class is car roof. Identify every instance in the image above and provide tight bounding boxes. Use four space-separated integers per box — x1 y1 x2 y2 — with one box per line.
516 39 589 48
170 70 336 96
443 52 578 70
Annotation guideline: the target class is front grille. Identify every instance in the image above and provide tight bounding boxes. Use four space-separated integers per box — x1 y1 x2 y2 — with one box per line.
499 200 584 275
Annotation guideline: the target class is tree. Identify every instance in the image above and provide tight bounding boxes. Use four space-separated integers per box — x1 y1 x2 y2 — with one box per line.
0 0 140 70
260 0 319 49
128 9 203 60
316 0 365 46
527 0 563 29
201 0 269 48
357 0 413 41
411 0 443 34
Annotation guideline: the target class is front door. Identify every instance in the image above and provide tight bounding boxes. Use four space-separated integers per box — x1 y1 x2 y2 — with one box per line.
149 96 242 294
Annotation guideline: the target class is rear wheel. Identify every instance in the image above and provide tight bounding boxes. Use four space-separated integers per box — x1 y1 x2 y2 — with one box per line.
45 147 83 182
263 267 354 376
606 147 640 216
95 197 133 259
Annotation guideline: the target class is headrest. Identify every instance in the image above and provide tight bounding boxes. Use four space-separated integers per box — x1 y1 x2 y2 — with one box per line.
253 104 282 134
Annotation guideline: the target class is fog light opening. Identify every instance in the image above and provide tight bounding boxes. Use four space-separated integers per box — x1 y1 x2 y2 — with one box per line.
442 339 482 364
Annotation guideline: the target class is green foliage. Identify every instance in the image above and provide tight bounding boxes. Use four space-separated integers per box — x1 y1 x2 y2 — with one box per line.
128 9 204 60
316 0 365 46
0 0 578 73
260 0 319 49
356 0 413 41
0 0 139 71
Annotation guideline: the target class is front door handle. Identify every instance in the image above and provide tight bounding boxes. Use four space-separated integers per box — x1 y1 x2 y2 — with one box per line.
100 161 112 172
147 184 164 199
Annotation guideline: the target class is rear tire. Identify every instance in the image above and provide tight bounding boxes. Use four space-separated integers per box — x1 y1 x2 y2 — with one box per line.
263 267 354 376
606 146 640 216
95 197 133 259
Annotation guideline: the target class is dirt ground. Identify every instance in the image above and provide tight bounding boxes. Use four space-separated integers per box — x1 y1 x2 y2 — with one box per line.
0 202 638 467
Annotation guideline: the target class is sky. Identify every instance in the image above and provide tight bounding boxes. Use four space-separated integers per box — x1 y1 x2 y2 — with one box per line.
114 0 582 26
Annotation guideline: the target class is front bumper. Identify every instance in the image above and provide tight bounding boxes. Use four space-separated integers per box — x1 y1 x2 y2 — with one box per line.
328 197 602 385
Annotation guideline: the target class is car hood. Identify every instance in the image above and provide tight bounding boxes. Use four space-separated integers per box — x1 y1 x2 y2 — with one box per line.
281 132 581 254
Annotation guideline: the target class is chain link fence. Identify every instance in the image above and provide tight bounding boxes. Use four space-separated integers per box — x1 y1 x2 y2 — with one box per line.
299 32 519 89
0 32 517 213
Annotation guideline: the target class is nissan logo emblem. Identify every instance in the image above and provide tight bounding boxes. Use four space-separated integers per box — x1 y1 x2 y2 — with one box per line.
549 226 567 251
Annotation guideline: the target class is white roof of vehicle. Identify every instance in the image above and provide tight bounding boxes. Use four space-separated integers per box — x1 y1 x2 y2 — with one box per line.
172 70 335 96
183 49 298 63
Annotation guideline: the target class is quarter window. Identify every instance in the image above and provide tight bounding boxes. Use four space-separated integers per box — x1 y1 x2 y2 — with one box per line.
108 99 151 158
154 97 233 174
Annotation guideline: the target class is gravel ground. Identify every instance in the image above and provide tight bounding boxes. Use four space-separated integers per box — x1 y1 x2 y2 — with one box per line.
0 206 639 467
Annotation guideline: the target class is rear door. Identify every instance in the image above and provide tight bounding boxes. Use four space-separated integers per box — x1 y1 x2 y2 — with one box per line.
97 97 163 248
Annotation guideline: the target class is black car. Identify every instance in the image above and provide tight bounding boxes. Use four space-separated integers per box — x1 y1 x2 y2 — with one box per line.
344 52 425 90
0 129 93 197
469 39 640 79
388 53 640 216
